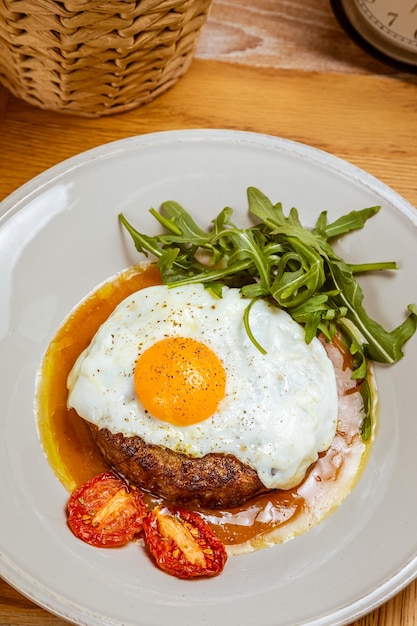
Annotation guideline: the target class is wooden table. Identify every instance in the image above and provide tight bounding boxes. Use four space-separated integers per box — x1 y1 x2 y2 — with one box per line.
1 1 417 624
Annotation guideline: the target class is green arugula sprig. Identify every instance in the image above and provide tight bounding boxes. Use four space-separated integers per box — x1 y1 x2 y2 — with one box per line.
119 186 417 387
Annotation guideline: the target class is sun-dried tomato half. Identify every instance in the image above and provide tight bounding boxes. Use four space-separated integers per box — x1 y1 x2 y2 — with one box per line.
67 472 146 547
143 505 228 578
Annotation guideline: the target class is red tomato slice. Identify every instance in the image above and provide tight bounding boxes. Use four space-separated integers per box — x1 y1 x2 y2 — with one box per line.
143 505 228 578
67 472 146 547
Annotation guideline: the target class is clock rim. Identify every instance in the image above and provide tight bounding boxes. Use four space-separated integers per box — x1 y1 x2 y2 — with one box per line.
330 0 417 73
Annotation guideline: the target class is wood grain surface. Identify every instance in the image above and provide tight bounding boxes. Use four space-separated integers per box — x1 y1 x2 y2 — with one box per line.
195 0 405 75
1 1 417 625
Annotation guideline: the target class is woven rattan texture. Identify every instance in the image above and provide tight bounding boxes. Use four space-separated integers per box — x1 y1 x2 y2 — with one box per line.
0 0 212 116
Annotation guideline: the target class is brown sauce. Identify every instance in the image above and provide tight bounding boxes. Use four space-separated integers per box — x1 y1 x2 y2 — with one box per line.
36 264 162 488
36 264 374 552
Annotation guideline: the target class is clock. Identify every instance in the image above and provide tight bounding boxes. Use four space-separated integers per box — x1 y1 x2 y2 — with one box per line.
330 0 417 72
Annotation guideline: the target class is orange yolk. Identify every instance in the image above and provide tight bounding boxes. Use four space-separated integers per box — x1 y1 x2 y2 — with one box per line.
134 337 226 427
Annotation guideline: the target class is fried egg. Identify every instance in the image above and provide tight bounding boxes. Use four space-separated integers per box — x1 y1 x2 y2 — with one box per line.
67 284 338 491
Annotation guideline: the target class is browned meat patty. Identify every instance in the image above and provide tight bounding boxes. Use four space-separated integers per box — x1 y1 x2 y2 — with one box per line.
88 423 266 508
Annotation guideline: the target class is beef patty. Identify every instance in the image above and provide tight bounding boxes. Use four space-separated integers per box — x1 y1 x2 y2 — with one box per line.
88 423 266 508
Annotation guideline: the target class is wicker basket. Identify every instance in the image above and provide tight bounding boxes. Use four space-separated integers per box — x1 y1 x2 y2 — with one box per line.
0 0 212 117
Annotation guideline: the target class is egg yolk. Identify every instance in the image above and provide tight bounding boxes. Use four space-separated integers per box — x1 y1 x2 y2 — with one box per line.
134 337 226 426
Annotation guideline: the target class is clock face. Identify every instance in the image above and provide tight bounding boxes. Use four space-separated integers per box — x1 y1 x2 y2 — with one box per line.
356 0 417 50
330 0 417 71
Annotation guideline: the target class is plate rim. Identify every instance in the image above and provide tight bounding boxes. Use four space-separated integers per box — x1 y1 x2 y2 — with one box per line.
1 129 416 225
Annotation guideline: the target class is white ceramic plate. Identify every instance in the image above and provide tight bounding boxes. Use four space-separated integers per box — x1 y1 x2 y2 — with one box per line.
1 129 417 626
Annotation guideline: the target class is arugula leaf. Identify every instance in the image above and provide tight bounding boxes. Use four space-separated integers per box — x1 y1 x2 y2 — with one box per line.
327 257 417 365
314 206 380 240
119 187 417 380
359 378 373 441
150 201 212 245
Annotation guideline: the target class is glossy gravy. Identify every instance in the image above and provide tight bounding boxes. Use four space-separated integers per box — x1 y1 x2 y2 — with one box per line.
36 264 374 554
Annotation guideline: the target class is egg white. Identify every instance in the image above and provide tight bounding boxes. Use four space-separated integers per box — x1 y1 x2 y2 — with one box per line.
67 283 338 491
